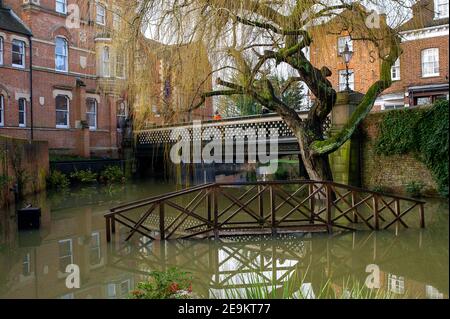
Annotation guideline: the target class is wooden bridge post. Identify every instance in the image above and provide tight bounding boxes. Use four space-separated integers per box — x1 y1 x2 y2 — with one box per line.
351 192 358 223
258 185 264 224
419 203 425 228
111 216 116 234
159 202 165 240
373 195 380 230
106 216 111 243
326 184 333 234
270 186 276 236
309 184 315 224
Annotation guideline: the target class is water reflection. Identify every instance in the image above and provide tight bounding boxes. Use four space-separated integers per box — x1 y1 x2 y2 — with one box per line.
0 181 448 299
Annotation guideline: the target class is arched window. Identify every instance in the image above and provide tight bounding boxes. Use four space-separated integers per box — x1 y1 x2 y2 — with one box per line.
86 98 97 130
18 98 26 127
102 46 110 77
55 37 68 72
56 95 69 128
0 94 4 126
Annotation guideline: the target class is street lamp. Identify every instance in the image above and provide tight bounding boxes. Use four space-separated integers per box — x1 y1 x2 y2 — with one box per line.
341 42 353 92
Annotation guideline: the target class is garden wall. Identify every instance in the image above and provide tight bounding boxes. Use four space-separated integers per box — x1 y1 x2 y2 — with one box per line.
360 111 438 196
0 135 49 207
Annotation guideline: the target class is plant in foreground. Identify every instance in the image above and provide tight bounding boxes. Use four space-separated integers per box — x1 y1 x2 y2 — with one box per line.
130 268 196 299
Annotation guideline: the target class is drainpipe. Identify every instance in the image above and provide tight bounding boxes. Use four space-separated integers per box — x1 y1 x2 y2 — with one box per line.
29 34 34 141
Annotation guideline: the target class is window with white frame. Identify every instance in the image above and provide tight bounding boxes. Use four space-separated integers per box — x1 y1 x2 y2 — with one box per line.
435 0 449 19
338 36 353 55
55 37 68 72
56 95 70 128
56 0 67 14
0 36 3 65
90 232 101 266
338 69 355 91
58 239 73 273
113 11 121 30
391 58 400 81
18 98 26 127
12 40 25 68
107 283 116 298
96 3 106 25
422 48 440 77
0 95 4 126
86 98 97 130
102 46 110 77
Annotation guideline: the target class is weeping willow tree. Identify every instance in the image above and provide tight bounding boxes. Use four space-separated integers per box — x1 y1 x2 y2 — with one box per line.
112 0 418 181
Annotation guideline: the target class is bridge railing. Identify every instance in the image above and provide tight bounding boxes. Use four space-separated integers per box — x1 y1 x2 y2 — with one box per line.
105 181 426 242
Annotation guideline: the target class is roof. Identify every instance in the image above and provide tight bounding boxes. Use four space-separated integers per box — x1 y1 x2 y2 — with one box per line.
0 5 32 36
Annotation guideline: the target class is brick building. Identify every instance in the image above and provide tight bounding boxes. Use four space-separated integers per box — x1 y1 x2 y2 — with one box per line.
0 0 212 157
375 0 449 110
308 0 449 110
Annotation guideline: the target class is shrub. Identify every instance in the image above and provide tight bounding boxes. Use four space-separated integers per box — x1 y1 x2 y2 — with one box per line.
47 170 70 189
130 268 194 299
70 169 98 184
100 166 126 184
405 181 425 198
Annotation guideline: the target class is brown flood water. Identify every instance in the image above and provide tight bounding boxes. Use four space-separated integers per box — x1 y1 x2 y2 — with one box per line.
0 179 448 299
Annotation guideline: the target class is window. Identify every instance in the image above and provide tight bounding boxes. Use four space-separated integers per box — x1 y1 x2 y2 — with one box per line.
96 3 106 25
391 58 400 81
107 283 116 298
0 95 4 126
338 69 354 91
56 0 67 14
86 98 97 130
387 274 405 294
22 253 31 277
12 40 25 68
55 37 68 72
338 36 353 55
0 36 3 65
102 46 110 77
119 280 131 297
113 11 121 30
116 54 125 78
56 95 70 128
416 96 433 106
58 239 73 273
90 232 101 266
117 101 127 129
18 98 26 127
422 48 439 77
435 0 449 19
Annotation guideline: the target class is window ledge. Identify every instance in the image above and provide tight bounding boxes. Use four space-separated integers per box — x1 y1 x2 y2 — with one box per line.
56 125 70 129
12 64 25 69
422 74 440 78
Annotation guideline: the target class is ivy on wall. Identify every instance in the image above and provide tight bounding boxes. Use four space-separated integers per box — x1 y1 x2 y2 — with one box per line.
375 100 449 197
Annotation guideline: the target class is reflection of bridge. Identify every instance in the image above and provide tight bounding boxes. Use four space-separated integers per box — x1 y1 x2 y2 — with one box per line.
107 231 447 298
135 112 329 157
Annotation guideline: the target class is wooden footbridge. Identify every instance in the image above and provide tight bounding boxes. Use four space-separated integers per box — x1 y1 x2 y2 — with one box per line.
105 180 426 243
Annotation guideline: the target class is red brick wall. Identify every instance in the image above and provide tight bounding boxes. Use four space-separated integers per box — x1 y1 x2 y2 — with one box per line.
360 112 438 195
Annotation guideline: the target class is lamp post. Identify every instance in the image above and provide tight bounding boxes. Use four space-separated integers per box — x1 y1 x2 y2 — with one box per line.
341 42 353 92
